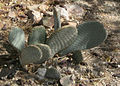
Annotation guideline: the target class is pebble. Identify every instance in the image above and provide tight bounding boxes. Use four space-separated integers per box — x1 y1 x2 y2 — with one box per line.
65 4 85 18
8 10 16 18
42 16 54 28
36 68 47 80
60 74 76 86
58 6 69 20
27 10 43 23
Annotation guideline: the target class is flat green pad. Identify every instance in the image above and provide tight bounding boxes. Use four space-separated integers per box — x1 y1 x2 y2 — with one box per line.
72 50 83 64
20 45 42 65
46 25 78 57
59 21 107 56
28 26 46 45
45 67 61 80
8 27 25 51
53 7 61 30
35 44 52 64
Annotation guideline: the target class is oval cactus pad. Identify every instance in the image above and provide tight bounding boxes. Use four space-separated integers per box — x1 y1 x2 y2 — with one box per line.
46 25 78 57
59 21 107 56
53 7 61 30
20 45 42 65
8 27 25 51
35 43 52 64
80 21 107 49
28 26 46 45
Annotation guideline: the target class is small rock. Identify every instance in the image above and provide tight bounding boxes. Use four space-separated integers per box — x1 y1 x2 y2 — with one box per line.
8 10 16 18
60 75 76 86
36 68 47 80
27 10 43 23
65 4 85 18
32 10 43 23
42 16 54 28
45 67 61 80
56 6 69 20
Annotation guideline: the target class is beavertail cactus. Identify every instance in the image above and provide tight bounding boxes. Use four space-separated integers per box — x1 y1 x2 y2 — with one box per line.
28 26 46 45
71 50 83 64
20 45 42 65
35 43 51 64
45 67 61 80
8 27 25 51
53 7 61 30
8 8 107 66
59 21 107 56
46 25 78 57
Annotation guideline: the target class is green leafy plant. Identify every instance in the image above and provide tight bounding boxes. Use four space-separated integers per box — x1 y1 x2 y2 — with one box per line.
8 7 107 66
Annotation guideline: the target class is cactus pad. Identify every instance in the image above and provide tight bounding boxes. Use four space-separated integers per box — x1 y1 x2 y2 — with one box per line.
35 43 52 64
45 67 61 80
28 26 46 45
72 50 83 64
20 45 42 65
46 25 78 57
59 21 107 56
53 7 61 30
8 27 25 51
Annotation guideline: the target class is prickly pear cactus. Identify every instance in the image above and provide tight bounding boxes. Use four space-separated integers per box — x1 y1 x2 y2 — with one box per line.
8 27 25 51
45 67 61 80
72 50 83 64
59 21 107 56
53 7 61 30
46 25 78 57
35 43 51 64
20 45 42 65
28 26 46 45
